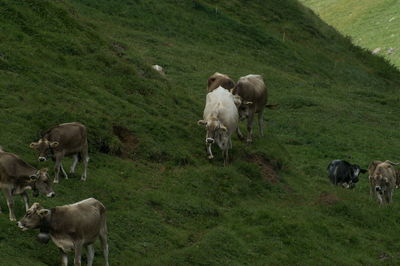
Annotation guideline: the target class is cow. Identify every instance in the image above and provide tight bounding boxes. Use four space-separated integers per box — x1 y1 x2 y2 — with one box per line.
0 148 55 221
368 160 399 204
207 72 235 92
151 64 165 75
198 86 239 166
232 74 277 143
327 160 367 189
18 198 109 266
29 122 89 184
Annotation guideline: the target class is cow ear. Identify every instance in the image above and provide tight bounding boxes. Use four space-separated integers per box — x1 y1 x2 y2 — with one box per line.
360 169 367 174
50 141 59 148
37 209 50 218
197 120 207 126
29 142 39 149
30 202 41 211
219 124 228 132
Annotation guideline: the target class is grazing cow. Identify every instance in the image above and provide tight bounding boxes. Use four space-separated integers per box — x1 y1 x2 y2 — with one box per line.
368 160 399 204
232 74 277 143
0 148 54 221
327 160 367 189
151 64 165 75
198 86 238 165
207 72 235 92
30 122 89 183
18 198 109 266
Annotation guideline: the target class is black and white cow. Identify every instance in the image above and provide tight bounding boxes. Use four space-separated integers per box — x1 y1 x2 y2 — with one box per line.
327 160 367 188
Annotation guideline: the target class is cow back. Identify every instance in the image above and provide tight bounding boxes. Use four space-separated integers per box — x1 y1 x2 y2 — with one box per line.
234 75 267 112
44 122 87 154
207 73 235 92
0 152 35 181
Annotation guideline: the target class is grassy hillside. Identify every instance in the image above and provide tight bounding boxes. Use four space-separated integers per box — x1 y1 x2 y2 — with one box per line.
301 0 400 67
0 0 400 265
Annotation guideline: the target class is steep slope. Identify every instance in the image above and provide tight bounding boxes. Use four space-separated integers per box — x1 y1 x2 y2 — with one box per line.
301 0 400 67
0 0 400 265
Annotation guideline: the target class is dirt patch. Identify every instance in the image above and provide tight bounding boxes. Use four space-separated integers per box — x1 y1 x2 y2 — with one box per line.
317 192 339 205
247 155 280 183
113 125 139 159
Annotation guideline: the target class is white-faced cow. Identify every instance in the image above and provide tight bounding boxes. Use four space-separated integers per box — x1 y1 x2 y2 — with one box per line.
30 122 89 183
327 160 367 189
198 86 239 166
18 198 109 266
368 160 399 204
232 74 277 143
0 148 54 221
207 72 235 92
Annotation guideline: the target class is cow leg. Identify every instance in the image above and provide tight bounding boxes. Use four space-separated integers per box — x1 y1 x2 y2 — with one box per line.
60 163 69 180
22 192 29 211
99 225 109 266
74 242 83 266
206 143 214 160
246 111 254 143
3 189 16 221
86 244 94 266
258 108 265 137
81 152 89 181
223 149 229 166
60 251 68 266
54 156 63 184
70 154 79 174
236 126 244 140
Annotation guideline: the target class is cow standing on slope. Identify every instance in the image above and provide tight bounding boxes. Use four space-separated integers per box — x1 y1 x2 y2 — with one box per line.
18 198 109 266
207 72 235 92
0 147 55 221
30 122 89 183
327 160 367 189
368 160 399 204
198 86 239 166
232 74 277 143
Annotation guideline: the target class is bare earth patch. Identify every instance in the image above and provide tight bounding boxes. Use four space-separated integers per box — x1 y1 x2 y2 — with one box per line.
113 125 139 159
317 192 340 205
247 155 280 184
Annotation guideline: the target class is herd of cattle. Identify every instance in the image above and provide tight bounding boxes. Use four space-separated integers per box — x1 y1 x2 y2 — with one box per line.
0 72 398 265
327 159 400 204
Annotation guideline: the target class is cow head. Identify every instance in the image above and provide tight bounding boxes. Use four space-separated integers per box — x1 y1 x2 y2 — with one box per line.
237 100 253 121
29 139 59 162
374 174 390 196
18 202 50 230
30 168 55 198
198 119 228 145
348 164 367 185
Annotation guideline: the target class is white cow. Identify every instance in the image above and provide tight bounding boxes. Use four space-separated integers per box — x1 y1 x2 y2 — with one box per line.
198 86 238 165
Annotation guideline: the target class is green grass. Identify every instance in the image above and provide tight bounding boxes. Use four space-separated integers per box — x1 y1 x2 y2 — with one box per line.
301 0 400 67
0 0 400 265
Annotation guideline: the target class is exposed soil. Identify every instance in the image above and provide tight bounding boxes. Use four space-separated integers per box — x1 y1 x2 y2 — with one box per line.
317 192 340 205
247 155 280 184
113 125 139 159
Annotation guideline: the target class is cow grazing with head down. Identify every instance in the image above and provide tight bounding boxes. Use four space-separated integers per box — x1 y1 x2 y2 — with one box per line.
30 122 89 184
18 198 109 266
232 74 277 143
327 160 367 189
0 148 54 221
368 160 399 204
207 72 235 92
198 86 239 166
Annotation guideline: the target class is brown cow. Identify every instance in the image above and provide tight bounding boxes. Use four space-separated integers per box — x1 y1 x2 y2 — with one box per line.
30 122 89 183
368 160 399 204
207 72 235 92
232 74 277 143
0 148 54 221
18 198 109 266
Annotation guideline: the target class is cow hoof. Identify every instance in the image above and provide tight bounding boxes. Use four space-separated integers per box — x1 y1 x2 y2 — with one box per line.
10 217 16 222
246 139 252 144
208 155 214 160
80 177 86 181
53 180 59 184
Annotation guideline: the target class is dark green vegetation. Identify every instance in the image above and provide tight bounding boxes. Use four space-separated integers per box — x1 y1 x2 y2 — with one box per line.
301 0 400 67
0 0 400 265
